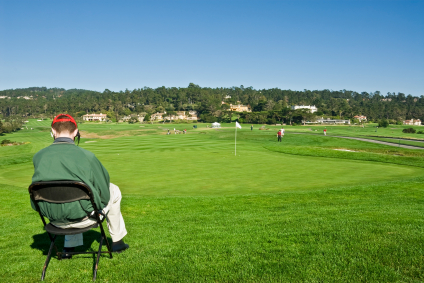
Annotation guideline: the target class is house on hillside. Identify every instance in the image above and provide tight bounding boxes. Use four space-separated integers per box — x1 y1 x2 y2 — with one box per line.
121 115 130 122
290 105 318 113
188 111 198 120
354 115 367 122
150 112 165 121
121 114 145 122
229 104 251 112
163 111 198 121
83 113 107 122
176 111 186 120
403 119 421 126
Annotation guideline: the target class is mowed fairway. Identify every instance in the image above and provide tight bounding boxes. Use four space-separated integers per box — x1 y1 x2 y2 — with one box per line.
1 120 424 282
90 135 419 196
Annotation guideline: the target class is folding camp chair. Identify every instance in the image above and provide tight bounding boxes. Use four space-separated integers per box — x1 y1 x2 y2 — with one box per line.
29 181 113 281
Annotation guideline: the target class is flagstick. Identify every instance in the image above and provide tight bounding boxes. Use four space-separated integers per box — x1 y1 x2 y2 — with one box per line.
235 125 237 156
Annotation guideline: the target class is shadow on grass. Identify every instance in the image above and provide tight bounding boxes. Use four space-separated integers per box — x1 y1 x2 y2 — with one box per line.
30 230 113 279
30 230 112 258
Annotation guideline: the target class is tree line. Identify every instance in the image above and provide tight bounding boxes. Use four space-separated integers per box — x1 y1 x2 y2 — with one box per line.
0 84 423 125
0 117 23 134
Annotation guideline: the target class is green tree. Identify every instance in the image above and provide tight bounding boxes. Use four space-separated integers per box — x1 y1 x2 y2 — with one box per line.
378 119 389 128
124 108 132 116
299 109 316 125
286 110 294 125
106 111 116 122
264 100 275 111
155 106 165 113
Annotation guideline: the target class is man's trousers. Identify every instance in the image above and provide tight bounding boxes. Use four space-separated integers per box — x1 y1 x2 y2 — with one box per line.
51 183 127 247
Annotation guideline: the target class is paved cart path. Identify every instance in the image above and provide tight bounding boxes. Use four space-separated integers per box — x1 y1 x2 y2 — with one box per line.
332 136 424 150
384 137 424 143
291 133 424 150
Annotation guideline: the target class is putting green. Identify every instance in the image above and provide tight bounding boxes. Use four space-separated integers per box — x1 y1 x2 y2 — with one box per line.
0 122 422 196
93 135 421 196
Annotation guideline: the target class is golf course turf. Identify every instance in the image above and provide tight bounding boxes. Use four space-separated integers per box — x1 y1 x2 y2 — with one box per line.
1 120 423 282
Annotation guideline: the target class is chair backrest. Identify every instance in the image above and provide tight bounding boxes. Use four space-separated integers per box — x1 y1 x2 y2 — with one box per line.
29 181 94 205
29 181 100 226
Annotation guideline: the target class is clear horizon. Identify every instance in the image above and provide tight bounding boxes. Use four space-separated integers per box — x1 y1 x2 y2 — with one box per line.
1 0 423 96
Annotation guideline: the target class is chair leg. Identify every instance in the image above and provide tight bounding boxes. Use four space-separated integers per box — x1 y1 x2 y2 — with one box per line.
99 223 113 259
41 235 56 281
93 236 103 281
104 236 113 259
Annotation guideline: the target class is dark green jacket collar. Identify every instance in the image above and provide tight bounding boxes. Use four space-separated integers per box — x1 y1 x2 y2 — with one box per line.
53 137 74 144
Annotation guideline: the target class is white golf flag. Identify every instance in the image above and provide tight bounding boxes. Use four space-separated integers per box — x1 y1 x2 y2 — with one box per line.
236 121 242 129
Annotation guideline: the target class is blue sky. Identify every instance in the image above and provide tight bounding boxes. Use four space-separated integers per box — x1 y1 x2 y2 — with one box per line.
0 0 423 96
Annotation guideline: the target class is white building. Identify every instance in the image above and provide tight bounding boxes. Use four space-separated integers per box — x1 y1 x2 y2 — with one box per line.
291 105 318 113
313 117 351 125
354 115 367 122
403 119 421 126
83 113 107 122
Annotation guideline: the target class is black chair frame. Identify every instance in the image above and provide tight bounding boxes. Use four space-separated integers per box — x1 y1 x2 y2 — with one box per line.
29 181 113 281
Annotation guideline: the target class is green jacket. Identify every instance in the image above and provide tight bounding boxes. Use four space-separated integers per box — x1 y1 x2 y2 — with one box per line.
31 138 110 222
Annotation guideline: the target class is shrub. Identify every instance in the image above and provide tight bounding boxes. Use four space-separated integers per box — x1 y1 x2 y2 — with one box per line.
378 119 389 128
128 117 138 124
267 118 277 124
1 139 12 145
402 128 416 133
417 131 424 134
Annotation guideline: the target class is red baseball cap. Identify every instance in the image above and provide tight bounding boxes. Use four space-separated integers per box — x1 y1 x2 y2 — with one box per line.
52 114 78 128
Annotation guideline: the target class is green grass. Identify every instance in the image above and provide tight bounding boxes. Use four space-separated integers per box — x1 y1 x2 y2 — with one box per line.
264 135 424 169
1 120 424 282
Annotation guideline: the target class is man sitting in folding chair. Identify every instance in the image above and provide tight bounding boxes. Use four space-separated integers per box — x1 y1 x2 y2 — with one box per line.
30 114 129 258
